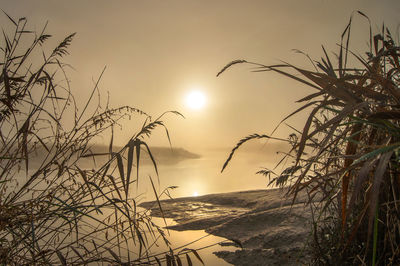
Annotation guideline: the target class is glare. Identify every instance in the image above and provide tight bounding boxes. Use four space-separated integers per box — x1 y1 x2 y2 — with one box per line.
185 90 206 110
193 191 199 197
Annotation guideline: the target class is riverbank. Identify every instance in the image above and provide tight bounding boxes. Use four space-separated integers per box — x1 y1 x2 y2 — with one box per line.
140 188 313 265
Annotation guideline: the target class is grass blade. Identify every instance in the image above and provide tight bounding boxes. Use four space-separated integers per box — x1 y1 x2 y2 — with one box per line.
56 250 67 266
149 175 168 232
186 254 193 266
114 152 125 193
126 140 135 196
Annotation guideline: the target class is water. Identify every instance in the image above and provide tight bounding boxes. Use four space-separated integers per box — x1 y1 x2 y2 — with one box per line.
15 147 277 264
138 149 279 199
128 149 274 265
148 217 238 265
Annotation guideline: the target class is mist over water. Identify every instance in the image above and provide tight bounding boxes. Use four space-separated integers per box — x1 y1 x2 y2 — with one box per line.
26 142 283 200
136 148 281 201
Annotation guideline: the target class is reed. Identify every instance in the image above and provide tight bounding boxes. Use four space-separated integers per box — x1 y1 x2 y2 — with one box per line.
0 14 200 265
219 12 400 265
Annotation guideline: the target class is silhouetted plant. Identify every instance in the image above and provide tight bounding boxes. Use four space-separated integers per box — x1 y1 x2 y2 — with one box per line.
219 12 400 265
0 14 205 265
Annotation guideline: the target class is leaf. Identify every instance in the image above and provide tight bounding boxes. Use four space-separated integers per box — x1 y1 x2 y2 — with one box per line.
342 15 352 68
20 119 30 174
1 10 17 26
109 125 114 155
367 151 393 242
341 122 363 228
295 67 359 103
149 175 168 232
31 131 49 152
2 68 11 102
126 139 135 195
56 250 67 266
357 10 369 20
108 174 122 200
296 105 321 165
155 256 162 266
259 64 322 91
309 102 367 142
141 141 158 176
347 158 378 215
276 99 339 143
76 166 99 213
191 249 204 265
320 45 336 77
372 204 379 266
106 247 122 264
92 240 99 255
42 70 56 94
166 254 172 266
352 143 400 165
71 246 85 263
1 30 11 53
114 152 125 191
175 255 183 266
229 238 243 249
368 111 400 120
135 139 141 186
81 152 110 158
296 91 325 102
186 254 193 266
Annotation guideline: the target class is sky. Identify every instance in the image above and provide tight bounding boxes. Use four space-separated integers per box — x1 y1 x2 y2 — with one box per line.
2 0 400 155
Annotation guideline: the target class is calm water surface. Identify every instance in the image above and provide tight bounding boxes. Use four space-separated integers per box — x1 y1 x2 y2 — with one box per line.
22 148 277 264
148 217 238 266
139 149 278 199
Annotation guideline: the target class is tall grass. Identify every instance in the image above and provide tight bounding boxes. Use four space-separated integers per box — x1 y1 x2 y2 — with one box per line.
0 14 201 265
219 12 400 265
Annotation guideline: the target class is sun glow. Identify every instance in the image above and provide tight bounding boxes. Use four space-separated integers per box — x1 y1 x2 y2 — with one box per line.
185 90 206 110
193 191 199 197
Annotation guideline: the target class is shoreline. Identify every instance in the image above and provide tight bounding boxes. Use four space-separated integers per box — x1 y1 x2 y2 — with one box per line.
140 188 313 265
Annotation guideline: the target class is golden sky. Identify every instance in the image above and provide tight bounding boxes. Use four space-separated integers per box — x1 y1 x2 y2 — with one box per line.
2 0 400 153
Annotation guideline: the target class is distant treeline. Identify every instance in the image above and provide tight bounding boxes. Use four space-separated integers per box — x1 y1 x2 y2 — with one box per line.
25 143 201 168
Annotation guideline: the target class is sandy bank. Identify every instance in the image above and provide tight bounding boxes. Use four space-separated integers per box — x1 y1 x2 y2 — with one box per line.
140 188 313 265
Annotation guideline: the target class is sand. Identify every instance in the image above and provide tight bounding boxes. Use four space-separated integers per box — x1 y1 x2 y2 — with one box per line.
140 188 313 265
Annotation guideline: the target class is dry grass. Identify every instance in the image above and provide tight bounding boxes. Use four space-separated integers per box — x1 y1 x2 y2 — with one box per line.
219 12 400 265
0 14 201 265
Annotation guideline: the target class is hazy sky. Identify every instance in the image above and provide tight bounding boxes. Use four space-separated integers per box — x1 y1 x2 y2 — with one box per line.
2 0 400 153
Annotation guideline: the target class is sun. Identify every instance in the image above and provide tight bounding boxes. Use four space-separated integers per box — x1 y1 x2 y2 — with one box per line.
193 191 199 197
185 90 206 110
